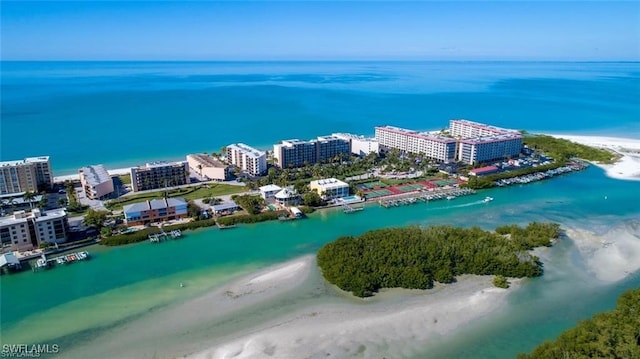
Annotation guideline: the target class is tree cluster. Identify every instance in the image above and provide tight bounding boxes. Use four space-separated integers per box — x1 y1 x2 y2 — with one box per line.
317 223 561 297
232 194 265 215
518 288 640 359
524 135 616 163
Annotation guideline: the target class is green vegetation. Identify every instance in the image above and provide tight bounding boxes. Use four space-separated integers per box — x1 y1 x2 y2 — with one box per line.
493 275 510 288
216 210 289 226
64 182 89 214
518 288 640 359
106 183 246 210
83 208 109 229
317 222 560 298
463 161 569 190
100 219 218 246
524 135 617 163
117 174 131 185
232 194 266 215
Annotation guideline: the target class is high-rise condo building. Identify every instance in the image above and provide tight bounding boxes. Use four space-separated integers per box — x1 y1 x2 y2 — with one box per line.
226 143 267 176
0 156 53 195
130 161 190 192
273 136 351 168
375 126 458 162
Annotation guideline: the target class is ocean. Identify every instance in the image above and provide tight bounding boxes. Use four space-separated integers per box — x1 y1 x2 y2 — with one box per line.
1 61 639 174
1 61 639 358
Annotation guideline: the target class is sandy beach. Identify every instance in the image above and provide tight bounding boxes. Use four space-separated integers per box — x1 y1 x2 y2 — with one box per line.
546 134 640 181
53 167 132 183
59 255 513 359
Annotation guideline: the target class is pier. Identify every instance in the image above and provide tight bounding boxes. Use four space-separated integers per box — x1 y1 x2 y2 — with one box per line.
342 203 365 213
149 229 183 243
33 251 90 271
378 188 476 208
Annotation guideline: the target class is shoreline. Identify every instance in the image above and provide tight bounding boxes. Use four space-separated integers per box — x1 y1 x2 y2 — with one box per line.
545 134 640 181
59 255 516 359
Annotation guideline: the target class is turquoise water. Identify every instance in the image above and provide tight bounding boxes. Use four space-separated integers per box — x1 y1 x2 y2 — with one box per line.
1 166 639 357
1 61 639 357
2 61 639 174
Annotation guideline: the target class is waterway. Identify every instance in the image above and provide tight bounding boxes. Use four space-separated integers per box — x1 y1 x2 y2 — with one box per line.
1 165 639 358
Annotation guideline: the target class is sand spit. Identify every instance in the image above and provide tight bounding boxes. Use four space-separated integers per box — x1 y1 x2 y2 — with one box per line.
546 134 640 181
60 255 513 359
188 274 511 359
564 220 640 282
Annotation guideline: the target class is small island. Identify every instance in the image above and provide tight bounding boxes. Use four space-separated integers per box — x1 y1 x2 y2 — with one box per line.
317 222 561 297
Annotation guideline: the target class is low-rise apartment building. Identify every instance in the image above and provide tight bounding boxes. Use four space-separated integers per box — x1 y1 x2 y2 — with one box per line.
0 208 69 252
186 154 230 181
130 161 190 192
123 197 188 226
0 156 53 195
79 165 114 200
309 178 350 200
226 143 267 176
332 133 379 156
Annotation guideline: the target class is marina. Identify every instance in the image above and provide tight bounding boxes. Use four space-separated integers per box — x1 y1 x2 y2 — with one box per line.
378 188 476 208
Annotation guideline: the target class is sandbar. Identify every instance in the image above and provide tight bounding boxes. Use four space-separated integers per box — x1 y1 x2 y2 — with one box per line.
546 134 640 181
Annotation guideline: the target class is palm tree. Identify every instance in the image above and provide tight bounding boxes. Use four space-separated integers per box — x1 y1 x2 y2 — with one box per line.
23 191 36 209
196 164 203 176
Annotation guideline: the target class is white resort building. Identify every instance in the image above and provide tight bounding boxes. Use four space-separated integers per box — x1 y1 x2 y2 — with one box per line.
332 133 379 156
375 126 458 162
226 143 267 176
79 165 114 200
309 178 350 200
375 120 524 165
450 119 523 165
186 154 230 181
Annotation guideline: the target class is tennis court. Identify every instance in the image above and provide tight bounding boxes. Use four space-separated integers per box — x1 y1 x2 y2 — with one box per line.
432 179 458 186
356 181 387 190
397 183 425 192
363 189 393 199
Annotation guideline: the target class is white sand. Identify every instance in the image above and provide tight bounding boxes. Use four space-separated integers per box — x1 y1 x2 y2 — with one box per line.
194 279 509 359
60 255 514 359
564 220 640 282
546 134 640 181
53 167 132 183
247 261 306 285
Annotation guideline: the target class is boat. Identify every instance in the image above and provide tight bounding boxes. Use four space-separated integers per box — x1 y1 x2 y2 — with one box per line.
446 195 456 200
483 196 494 203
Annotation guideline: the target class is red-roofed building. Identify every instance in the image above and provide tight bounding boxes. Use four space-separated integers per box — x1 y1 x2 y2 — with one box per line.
469 165 500 176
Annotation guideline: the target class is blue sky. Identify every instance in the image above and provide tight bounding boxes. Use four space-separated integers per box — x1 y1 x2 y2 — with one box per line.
1 1 639 61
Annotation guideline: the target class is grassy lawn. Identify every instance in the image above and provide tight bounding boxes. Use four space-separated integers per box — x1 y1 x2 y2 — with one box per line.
117 174 131 185
107 183 247 210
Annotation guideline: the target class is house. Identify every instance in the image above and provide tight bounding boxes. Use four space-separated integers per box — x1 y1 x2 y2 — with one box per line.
274 186 300 206
259 184 282 203
211 201 240 216
469 165 500 176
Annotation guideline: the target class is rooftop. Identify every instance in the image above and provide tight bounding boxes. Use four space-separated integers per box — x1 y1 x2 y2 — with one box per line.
259 184 282 192
187 154 228 168
375 126 457 144
123 197 187 213
79 165 112 186
227 143 265 158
